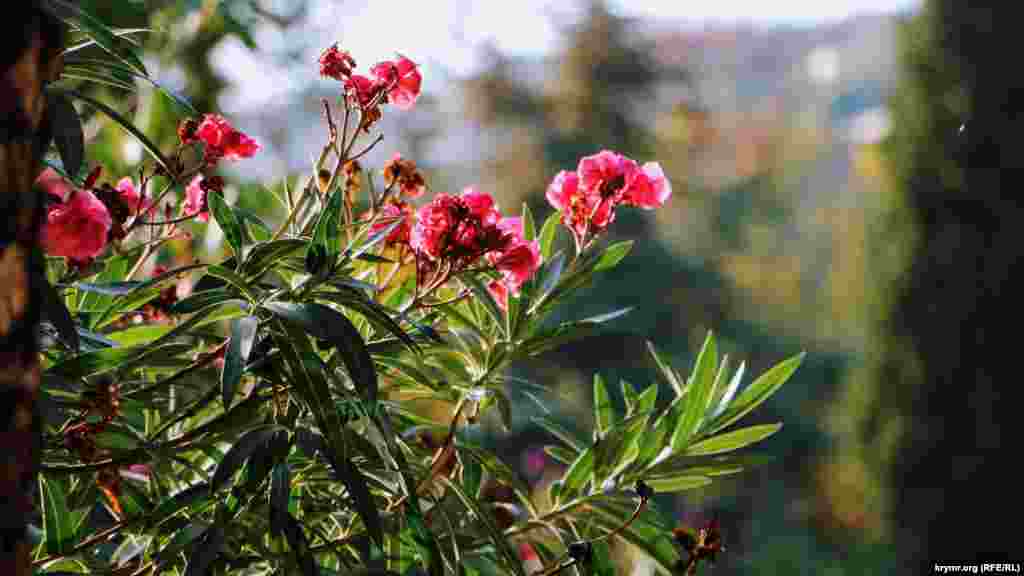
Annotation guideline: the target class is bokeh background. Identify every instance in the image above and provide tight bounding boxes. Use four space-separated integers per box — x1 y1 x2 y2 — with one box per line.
73 0 969 573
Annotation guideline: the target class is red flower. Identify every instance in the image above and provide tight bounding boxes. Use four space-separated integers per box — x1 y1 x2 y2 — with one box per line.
461 187 500 227
319 44 356 80
39 171 112 261
195 114 260 162
371 55 421 110
183 174 209 222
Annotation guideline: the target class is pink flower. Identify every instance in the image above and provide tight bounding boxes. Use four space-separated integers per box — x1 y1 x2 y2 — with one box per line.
546 151 672 249
460 187 500 227
410 193 461 260
489 239 541 294
487 279 509 311
367 202 413 245
319 44 356 80
115 177 154 216
621 162 671 209
40 178 112 261
371 55 421 110
182 174 209 222
345 74 379 108
195 114 260 162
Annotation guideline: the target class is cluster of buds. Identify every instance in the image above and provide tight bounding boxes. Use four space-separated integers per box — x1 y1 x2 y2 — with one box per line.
546 150 671 252
319 44 422 130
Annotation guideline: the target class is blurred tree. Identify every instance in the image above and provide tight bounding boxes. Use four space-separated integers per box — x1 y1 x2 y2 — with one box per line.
833 0 1023 565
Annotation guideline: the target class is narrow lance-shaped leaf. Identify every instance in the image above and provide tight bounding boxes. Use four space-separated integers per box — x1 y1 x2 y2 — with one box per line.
39 476 73 555
222 316 258 409
671 331 718 451
264 301 378 407
522 202 537 242
313 188 343 257
56 88 172 175
45 90 84 178
210 426 282 494
207 191 245 264
710 360 745 422
42 0 148 74
593 240 634 272
685 423 783 456
270 463 291 537
538 211 561 261
593 373 613 439
705 352 805 435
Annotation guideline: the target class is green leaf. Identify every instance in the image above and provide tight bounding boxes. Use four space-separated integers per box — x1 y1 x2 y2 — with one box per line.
531 416 583 453
242 238 306 278
646 341 685 396
643 475 712 493
169 289 235 315
281 513 318 576
593 374 613 439
185 523 224 576
205 265 256 302
43 0 148 74
92 285 162 330
521 202 536 242
210 425 283 494
269 463 291 537
40 278 79 352
671 332 718 451
560 445 595 500
316 292 419 354
207 192 245 263
264 301 378 407
620 379 639 416
147 482 209 529
538 211 560 261
517 310 631 358
56 88 172 175
40 476 73 555
222 316 258 410
593 240 633 272
46 344 159 378
73 281 141 296
685 423 783 456
710 361 745 422
441 477 527 576
46 90 84 178
459 274 505 337
705 352 805 435
544 445 576 466
313 188 344 256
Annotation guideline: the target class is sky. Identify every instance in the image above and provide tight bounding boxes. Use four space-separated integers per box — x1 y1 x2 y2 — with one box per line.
209 0 920 114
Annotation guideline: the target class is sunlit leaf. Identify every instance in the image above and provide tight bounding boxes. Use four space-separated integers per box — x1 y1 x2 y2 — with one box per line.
222 316 258 410
705 352 804 436
685 423 783 456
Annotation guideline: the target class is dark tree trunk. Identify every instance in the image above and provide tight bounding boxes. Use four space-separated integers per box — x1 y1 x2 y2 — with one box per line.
1 4 63 575
884 1 1024 567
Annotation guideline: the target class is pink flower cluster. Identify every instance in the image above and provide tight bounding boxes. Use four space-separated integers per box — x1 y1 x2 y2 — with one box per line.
40 114 258 264
319 45 422 111
546 150 671 250
372 188 541 308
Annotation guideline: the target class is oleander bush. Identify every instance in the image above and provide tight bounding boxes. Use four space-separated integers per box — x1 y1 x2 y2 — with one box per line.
31 3 803 575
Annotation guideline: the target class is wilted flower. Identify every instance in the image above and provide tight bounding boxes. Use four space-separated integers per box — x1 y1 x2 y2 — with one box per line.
382 153 426 198
366 201 414 246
